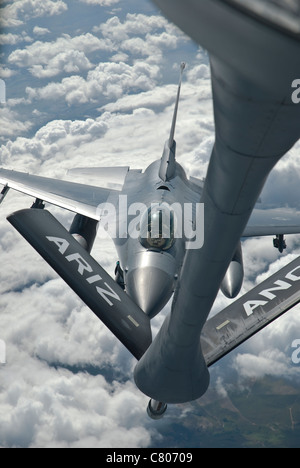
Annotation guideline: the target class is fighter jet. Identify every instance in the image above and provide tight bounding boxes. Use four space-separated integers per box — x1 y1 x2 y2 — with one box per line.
1 0 300 419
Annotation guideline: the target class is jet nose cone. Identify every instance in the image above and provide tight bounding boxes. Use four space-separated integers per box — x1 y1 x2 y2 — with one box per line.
126 267 174 319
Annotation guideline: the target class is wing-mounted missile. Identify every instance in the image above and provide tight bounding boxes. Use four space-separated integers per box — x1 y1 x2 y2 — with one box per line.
7 208 152 360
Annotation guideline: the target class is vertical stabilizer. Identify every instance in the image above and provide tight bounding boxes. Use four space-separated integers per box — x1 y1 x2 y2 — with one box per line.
159 63 186 182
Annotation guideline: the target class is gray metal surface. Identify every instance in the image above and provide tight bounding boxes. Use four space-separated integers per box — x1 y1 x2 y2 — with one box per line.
0 168 114 220
67 166 135 190
244 207 300 237
201 255 300 366
134 0 300 404
221 242 244 299
8 208 152 360
152 0 300 93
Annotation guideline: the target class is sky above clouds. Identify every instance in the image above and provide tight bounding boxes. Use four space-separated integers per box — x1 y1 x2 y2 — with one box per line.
0 0 300 448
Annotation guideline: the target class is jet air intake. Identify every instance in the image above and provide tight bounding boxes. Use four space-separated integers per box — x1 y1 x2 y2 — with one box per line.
69 214 98 253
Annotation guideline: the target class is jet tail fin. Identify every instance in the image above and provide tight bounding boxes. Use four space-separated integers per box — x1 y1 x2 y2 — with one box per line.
159 62 186 182
201 255 300 367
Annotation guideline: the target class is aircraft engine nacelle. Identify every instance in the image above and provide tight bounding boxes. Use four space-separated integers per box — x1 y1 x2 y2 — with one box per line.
221 242 244 299
69 214 98 253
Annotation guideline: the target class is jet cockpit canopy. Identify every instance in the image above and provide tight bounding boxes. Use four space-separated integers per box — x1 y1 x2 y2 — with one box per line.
139 204 175 251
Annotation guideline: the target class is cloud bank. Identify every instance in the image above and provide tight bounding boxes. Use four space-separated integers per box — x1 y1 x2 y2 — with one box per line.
0 0 68 28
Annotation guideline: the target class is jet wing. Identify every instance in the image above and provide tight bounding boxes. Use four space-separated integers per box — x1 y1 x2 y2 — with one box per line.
201 255 300 367
243 207 300 237
67 166 142 190
0 168 114 220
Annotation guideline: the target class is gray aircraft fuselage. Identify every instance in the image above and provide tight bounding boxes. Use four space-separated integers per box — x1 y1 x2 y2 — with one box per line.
111 159 201 319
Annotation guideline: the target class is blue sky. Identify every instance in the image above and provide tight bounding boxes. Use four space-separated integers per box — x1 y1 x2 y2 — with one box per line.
0 0 300 448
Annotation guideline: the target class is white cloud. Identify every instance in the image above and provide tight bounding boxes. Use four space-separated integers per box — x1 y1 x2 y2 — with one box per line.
26 61 161 104
30 50 93 79
0 118 108 172
0 68 15 79
20 12 184 103
110 52 129 63
1 60 212 176
0 32 32 46
8 33 110 78
95 13 168 38
102 84 179 113
234 351 290 380
0 0 68 28
0 108 33 139
8 12 186 108
33 26 51 36
96 13 181 63
79 0 121 5
0 355 152 447
26 75 87 105
215 376 229 399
